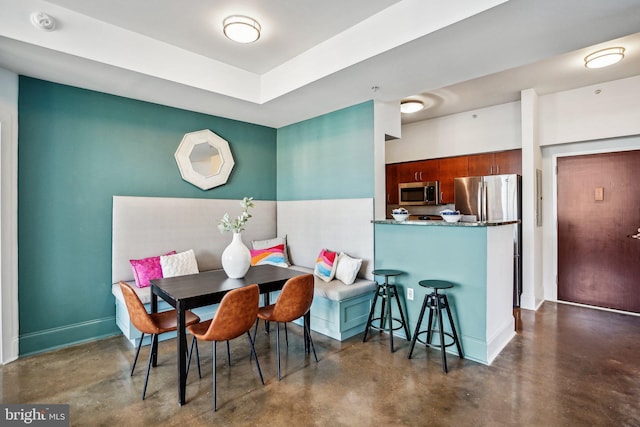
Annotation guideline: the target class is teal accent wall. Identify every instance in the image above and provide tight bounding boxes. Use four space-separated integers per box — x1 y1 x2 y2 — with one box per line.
276 101 374 201
17 77 276 355
374 223 490 364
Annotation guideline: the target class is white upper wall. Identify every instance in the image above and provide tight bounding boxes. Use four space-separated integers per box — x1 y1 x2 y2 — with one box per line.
387 101 522 163
539 75 640 146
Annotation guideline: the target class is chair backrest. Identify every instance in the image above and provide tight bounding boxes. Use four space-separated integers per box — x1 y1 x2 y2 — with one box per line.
119 281 159 334
201 284 260 342
271 274 314 323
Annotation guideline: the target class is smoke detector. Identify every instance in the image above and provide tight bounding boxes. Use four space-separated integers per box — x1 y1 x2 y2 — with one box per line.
31 12 57 31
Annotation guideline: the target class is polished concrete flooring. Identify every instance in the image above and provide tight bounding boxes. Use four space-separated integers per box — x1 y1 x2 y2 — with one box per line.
2 302 639 426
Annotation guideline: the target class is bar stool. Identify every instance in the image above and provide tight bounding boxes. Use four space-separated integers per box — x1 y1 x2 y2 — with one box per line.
363 269 411 352
407 280 463 373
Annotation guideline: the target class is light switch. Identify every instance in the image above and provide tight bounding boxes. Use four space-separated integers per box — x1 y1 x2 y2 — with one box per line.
595 187 604 201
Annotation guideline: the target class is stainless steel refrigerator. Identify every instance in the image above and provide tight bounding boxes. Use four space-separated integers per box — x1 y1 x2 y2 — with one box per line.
454 174 522 307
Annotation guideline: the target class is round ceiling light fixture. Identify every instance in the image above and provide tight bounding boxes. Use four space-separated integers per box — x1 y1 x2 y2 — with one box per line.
223 15 261 43
400 100 425 114
584 47 625 69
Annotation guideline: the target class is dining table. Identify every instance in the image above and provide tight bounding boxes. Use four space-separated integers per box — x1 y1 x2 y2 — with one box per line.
150 264 309 406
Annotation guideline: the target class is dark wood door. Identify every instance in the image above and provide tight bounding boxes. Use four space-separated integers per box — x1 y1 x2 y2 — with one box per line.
439 156 468 204
557 150 640 313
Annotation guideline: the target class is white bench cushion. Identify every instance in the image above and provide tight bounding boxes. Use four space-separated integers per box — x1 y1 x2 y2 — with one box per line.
288 265 376 302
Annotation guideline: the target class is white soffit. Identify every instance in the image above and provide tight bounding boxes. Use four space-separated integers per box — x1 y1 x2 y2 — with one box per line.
0 0 507 104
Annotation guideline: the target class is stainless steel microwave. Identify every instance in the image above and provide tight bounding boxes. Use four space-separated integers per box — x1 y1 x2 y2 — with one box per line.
399 181 440 206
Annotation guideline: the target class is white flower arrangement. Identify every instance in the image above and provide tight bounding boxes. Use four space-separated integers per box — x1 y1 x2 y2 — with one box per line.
218 197 255 233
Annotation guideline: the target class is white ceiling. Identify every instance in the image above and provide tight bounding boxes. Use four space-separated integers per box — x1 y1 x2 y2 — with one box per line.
1 0 639 128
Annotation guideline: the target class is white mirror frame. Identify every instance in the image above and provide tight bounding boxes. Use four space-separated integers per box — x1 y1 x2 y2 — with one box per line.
174 129 235 190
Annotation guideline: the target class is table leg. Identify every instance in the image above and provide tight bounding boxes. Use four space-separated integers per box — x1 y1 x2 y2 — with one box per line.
304 311 311 353
151 291 158 367
177 302 187 406
263 293 270 333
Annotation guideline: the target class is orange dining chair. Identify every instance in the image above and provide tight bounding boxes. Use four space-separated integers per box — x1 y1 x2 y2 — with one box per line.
119 281 201 400
187 284 264 411
253 274 318 380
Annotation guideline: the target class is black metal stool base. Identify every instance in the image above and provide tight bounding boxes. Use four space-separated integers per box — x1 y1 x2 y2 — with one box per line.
363 270 410 353
408 281 463 373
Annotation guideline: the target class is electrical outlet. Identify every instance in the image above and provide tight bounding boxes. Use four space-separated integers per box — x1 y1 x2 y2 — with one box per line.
407 288 414 301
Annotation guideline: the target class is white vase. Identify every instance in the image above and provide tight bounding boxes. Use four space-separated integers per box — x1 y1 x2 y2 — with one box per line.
221 232 251 278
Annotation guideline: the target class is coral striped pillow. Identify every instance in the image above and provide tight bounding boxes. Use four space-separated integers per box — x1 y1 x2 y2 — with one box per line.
314 248 338 282
250 244 289 268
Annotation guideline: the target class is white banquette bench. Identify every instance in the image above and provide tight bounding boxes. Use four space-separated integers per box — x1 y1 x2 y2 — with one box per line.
111 196 376 346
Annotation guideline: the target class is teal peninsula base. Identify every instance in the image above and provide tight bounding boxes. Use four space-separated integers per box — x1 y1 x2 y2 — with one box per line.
373 220 516 365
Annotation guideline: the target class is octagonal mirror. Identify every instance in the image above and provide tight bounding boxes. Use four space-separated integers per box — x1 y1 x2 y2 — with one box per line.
175 129 235 190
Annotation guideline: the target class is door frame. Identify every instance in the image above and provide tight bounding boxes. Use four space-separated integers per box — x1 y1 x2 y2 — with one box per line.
542 136 640 308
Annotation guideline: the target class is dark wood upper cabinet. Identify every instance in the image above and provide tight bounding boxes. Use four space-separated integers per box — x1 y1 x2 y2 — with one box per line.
385 163 399 204
397 159 439 183
468 149 522 176
385 149 521 209
494 149 522 175
438 156 468 204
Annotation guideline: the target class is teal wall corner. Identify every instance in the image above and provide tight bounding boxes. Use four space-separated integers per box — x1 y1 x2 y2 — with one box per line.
276 101 374 201
17 77 277 355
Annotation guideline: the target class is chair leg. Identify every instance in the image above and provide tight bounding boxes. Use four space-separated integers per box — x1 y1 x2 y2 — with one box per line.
284 323 289 347
246 331 264 385
408 294 429 359
131 332 145 376
363 284 381 342
187 336 202 380
226 340 231 367
276 322 282 381
212 341 217 411
436 306 448 373
142 334 157 400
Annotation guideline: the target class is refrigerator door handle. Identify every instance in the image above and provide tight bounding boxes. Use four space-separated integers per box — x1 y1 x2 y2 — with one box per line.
482 183 488 222
476 181 483 222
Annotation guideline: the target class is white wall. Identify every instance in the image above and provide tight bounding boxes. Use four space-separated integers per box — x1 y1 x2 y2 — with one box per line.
539 75 640 145
0 67 19 364
386 101 521 163
374 100 401 219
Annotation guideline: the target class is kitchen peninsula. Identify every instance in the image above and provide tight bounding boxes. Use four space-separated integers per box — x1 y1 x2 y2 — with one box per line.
373 219 518 364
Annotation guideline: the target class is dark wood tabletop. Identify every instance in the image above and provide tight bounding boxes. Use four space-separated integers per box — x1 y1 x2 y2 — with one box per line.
150 264 309 406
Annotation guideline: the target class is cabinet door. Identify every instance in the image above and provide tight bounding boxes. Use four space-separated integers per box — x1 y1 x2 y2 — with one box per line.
494 149 522 175
438 156 468 204
417 159 439 182
385 164 399 204
397 161 421 182
468 153 495 176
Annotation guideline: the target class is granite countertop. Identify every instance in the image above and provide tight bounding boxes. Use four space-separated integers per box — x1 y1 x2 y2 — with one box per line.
374 219 520 227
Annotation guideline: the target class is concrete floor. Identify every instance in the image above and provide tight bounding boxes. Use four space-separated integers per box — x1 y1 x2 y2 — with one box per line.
2 302 639 426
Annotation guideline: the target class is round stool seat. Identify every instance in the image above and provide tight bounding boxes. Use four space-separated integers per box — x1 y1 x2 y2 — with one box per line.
418 279 454 290
372 269 404 277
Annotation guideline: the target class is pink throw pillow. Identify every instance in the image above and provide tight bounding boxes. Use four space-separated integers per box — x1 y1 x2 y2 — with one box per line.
129 251 176 288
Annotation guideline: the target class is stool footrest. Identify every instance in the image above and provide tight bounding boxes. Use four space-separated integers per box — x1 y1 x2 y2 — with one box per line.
412 330 458 350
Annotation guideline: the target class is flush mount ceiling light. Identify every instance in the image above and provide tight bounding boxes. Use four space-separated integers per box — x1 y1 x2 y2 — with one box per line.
223 15 261 43
584 47 625 69
400 100 425 114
